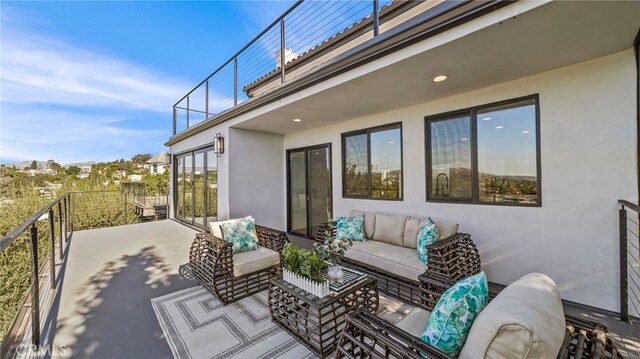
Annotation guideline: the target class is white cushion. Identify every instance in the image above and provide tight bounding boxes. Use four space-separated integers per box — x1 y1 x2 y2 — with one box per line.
350 210 376 239
459 273 566 359
209 216 254 238
403 217 424 249
435 221 458 240
395 308 431 338
372 212 406 246
232 245 280 277
346 241 425 280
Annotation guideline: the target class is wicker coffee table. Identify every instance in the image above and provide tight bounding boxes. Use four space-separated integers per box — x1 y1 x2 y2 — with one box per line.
268 276 379 357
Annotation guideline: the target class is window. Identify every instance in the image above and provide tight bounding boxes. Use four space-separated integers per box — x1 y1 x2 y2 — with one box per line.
342 123 402 200
426 95 540 206
174 144 218 229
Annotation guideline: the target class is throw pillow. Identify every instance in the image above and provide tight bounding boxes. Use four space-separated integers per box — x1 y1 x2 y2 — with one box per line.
336 215 366 242
421 271 489 356
221 216 259 254
417 218 439 264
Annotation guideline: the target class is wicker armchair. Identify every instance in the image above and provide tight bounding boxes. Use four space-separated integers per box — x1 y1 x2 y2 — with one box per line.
189 225 289 305
336 273 624 359
315 222 480 309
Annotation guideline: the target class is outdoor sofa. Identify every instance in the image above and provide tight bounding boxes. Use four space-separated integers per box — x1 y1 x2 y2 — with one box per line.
189 223 289 304
336 272 624 359
315 210 481 309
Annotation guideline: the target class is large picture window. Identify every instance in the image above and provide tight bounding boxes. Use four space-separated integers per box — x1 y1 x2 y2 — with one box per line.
426 95 540 206
342 123 402 200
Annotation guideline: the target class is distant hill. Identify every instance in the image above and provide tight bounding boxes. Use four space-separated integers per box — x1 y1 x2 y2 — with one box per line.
5 160 96 169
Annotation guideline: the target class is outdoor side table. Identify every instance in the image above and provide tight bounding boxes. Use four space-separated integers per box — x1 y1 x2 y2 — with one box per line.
268 276 379 358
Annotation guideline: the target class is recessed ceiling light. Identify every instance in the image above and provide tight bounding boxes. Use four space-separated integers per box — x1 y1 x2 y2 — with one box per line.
460 138 468 141
432 74 448 83
388 141 395 144
495 126 504 129
521 130 530 134
482 117 492 121
292 118 302 122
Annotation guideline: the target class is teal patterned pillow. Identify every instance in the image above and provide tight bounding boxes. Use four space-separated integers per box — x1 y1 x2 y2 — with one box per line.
417 218 439 264
421 271 489 356
336 215 366 242
221 217 259 254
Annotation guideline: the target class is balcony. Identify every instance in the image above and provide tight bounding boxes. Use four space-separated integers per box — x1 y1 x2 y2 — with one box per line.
170 0 480 137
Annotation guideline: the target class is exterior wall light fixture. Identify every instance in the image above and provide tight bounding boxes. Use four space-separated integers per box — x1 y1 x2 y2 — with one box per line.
214 133 224 157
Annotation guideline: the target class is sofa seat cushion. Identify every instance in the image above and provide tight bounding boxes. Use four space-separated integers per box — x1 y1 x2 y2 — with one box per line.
350 210 376 239
372 213 407 246
459 273 566 359
232 246 280 277
346 241 425 280
396 308 431 338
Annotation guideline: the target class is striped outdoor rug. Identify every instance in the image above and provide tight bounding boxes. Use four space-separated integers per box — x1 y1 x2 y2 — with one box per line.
152 286 415 359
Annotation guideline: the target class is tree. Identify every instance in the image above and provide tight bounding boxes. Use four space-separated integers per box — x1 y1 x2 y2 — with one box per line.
65 166 81 176
131 154 152 164
30 160 38 169
47 160 62 174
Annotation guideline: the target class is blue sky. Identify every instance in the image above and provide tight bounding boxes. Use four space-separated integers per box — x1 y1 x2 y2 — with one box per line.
0 0 294 164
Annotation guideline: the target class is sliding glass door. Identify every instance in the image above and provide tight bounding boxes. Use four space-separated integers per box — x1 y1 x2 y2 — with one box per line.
287 144 332 238
175 145 217 229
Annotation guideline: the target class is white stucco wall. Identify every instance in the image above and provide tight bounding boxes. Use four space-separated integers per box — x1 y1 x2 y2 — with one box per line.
283 50 637 311
228 129 285 229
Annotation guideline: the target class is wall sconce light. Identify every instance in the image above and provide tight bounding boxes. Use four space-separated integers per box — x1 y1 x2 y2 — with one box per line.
214 133 224 157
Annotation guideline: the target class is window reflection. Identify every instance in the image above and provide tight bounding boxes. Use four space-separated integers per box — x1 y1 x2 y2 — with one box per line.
430 115 472 200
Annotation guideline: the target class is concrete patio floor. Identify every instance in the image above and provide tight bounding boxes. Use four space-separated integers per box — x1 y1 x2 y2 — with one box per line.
31 220 639 358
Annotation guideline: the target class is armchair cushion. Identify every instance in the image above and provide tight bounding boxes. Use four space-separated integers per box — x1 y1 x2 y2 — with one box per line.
459 272 565 359
336 215 366 242
233 246 280 277
221 217 259 254
210 215 255 239
372 212 406 246
350 210 377 239
347 241 425 280
396 307 431 337
422 271 489 356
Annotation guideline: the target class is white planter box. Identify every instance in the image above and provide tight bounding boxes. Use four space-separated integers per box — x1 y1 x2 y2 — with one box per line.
283 268 330 298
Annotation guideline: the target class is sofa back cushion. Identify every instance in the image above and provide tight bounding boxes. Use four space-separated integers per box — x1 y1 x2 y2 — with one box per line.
435 221 459 240
403 217 424 249
350 210 376 239
459 273 566 359
372 212 406 246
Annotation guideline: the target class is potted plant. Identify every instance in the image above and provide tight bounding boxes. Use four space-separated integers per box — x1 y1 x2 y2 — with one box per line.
314 223 353 283
281 243 330 297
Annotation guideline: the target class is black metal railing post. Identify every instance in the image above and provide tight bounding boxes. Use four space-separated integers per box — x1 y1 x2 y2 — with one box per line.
280 19 286 83
64 196 68 242
234 58 238 106
29 224 41 348
205 80 209 120
48 209 56 289
70 193 74 234
373 0 380 36
620 205 630 322
172 107 177 135
57 202 63 257
186 96 190 129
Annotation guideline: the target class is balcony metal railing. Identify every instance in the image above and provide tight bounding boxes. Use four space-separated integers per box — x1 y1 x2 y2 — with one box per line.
0 190 168 358
619 199 640 323
172 0 401 135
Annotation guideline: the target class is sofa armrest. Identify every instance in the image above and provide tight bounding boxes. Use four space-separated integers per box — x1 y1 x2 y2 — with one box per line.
255 225 289 253
314 221 337 243
190 231 233 277
417 271 457 311
336 309 455 359
426 232 480 280
560 314 623 359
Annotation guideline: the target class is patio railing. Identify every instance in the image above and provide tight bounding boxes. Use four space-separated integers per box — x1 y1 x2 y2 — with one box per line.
619 199 640 323
0 190 167 358
172 0 420 135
